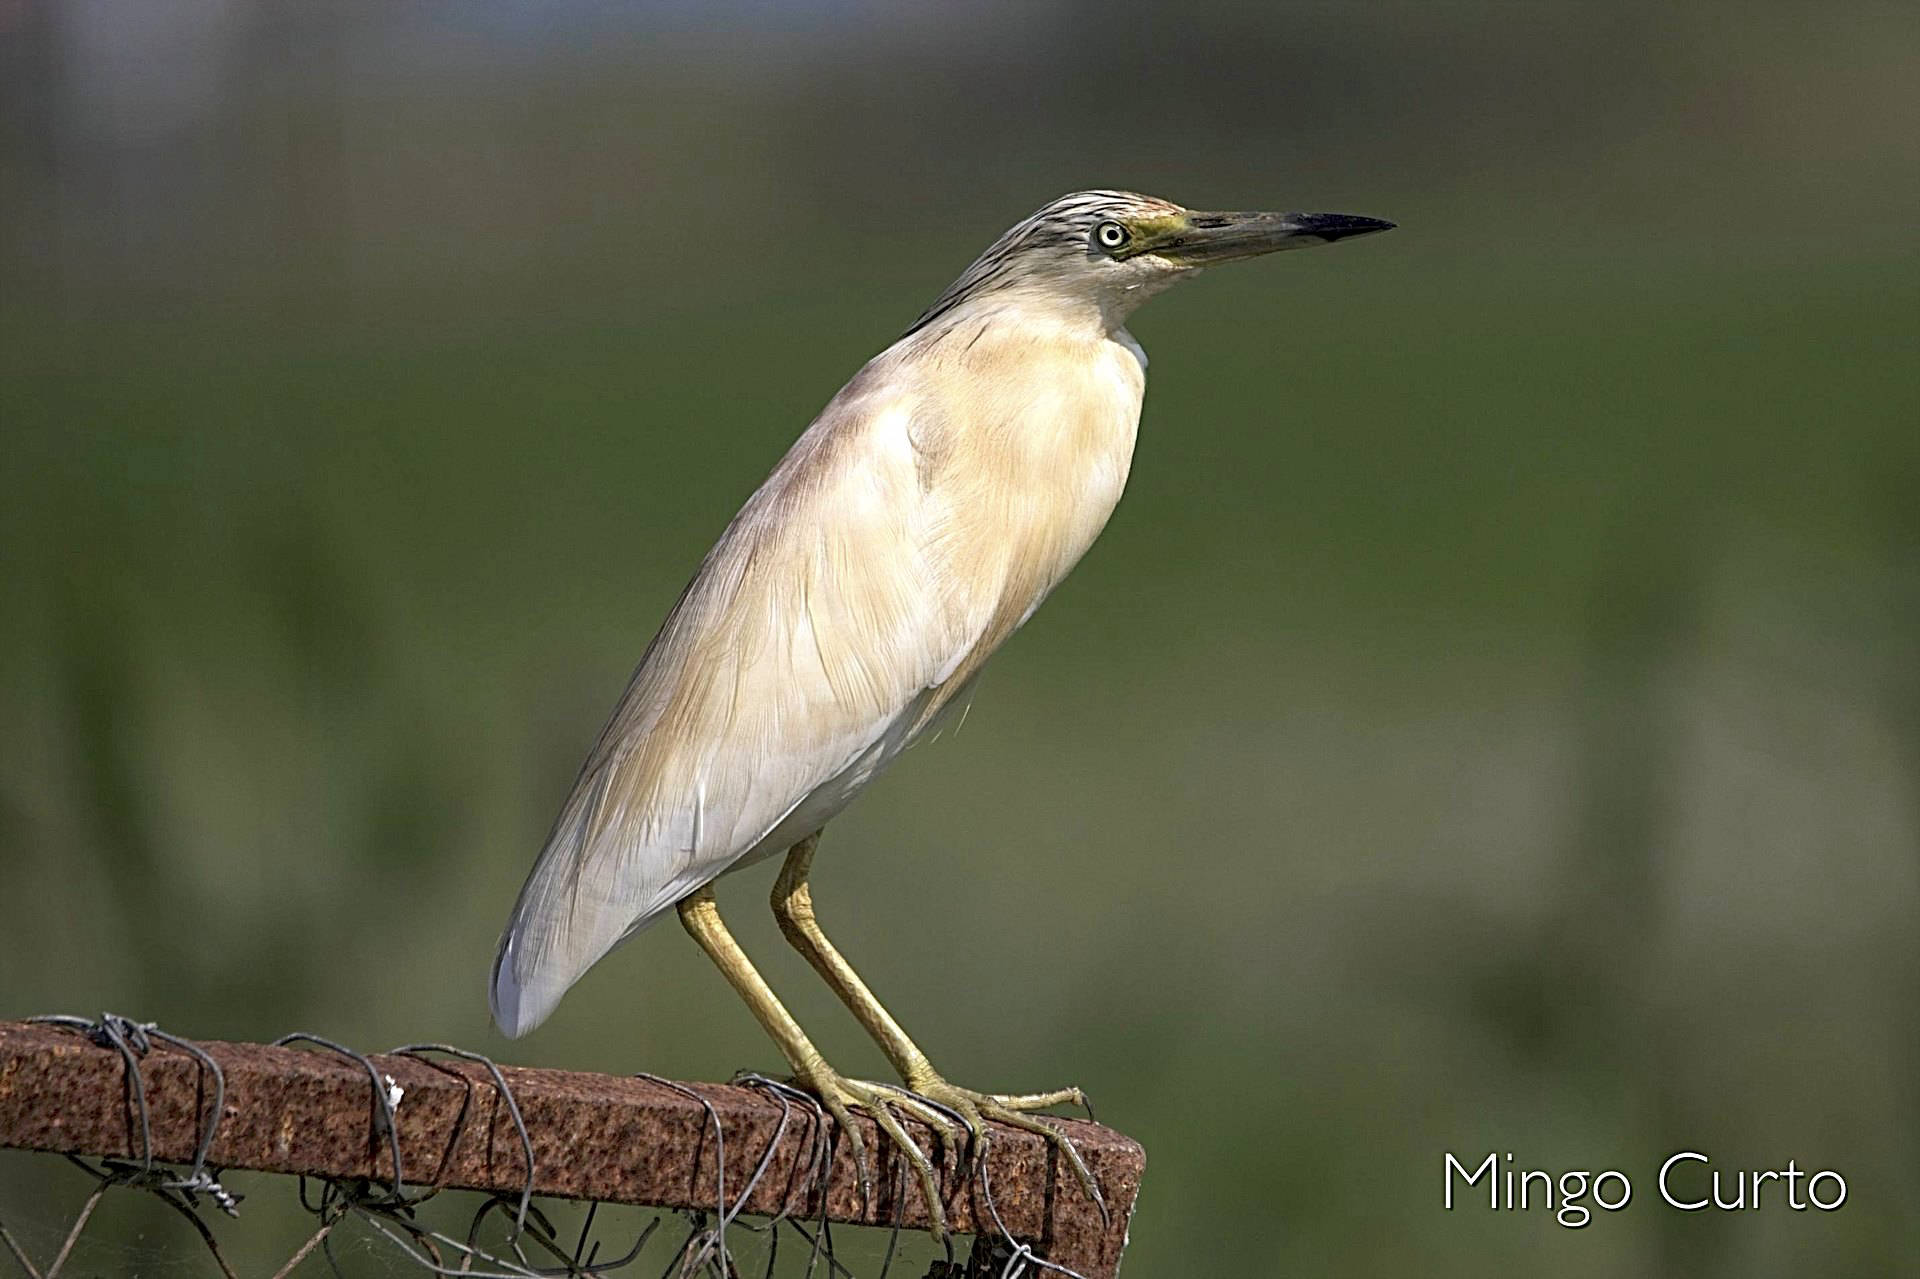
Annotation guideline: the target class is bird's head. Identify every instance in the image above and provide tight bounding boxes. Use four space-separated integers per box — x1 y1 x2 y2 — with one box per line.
908 189 1394 336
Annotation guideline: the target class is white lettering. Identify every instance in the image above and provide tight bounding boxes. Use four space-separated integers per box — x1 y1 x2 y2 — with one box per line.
1445 1152 1497 1210
1555 1171 1591 1228
1592 1169 1632 1212
1807 1170 1847 1210
1659 1151 1709 1210
1783 1160 1807 1209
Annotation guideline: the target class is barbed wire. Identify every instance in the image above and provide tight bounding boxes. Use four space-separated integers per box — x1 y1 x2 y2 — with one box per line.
0 1013 1114 1279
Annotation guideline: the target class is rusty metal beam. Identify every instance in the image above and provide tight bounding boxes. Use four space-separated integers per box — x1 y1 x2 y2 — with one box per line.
0 1021 1141 1276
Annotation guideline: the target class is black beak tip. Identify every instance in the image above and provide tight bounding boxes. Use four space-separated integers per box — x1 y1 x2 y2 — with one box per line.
1302 214 1396 242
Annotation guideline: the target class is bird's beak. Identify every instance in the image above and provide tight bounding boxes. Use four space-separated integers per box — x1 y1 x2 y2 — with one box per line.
1137 210 1395 266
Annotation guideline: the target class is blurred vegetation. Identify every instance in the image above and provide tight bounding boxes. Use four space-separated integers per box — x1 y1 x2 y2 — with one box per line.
3 1 1918 1274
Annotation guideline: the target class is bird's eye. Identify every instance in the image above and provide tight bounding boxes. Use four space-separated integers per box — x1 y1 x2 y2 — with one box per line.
1094 221 1129 251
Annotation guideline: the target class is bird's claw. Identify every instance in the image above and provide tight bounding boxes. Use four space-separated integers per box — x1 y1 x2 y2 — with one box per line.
793 1062 1104 1239
903 1076 1107 1227
797 1065 955 1239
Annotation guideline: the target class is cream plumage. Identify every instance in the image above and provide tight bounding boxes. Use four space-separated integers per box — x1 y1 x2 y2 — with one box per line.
491 251 1148 1037
489 189 1392 1235
487 196 1159 1037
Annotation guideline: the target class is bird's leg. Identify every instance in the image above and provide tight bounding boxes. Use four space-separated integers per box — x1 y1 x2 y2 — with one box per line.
770 834 1102 1215
673 885 957 1238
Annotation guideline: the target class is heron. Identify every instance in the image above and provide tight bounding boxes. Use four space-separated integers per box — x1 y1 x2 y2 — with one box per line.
491 190 1393 1235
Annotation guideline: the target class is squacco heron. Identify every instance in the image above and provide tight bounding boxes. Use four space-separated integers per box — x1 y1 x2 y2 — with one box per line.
491 190 1392 1233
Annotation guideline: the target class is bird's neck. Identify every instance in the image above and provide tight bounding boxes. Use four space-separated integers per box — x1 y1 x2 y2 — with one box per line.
914 290 1143 364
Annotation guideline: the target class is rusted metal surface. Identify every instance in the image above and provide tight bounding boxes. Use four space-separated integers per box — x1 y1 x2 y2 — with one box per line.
0 1020 1142 1277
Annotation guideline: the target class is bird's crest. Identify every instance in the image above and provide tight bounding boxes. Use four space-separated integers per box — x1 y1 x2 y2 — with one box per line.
906 190 1184 336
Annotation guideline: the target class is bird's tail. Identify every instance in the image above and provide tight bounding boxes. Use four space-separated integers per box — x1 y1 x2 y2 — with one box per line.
489 792 610 1038
491 912 600 1040
490 934 568 1041
488 779 699 1038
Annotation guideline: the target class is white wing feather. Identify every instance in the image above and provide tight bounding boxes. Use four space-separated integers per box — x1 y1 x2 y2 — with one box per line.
492 362 972 1036
491 321 1144 1038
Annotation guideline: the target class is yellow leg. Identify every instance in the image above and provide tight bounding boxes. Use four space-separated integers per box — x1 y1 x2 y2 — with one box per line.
770 833 1101 1214
674 885 955 1237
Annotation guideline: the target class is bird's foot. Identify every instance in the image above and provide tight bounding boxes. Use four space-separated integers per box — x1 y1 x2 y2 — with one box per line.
795 1062 963 1239
901 1074 1106 1225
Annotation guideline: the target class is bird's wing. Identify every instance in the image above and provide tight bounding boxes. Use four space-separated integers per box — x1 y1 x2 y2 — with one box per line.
492 362 979 1037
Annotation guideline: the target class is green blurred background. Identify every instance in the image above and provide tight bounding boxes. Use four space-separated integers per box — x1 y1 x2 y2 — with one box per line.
3 1 1918 1273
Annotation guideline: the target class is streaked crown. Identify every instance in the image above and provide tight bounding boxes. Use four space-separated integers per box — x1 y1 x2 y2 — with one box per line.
909 190 1184 333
